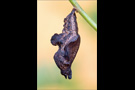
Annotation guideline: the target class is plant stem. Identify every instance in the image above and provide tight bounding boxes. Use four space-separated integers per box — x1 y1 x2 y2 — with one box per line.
69 0 97 31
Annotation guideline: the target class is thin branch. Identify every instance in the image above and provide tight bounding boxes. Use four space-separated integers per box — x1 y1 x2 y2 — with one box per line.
69 0 97 31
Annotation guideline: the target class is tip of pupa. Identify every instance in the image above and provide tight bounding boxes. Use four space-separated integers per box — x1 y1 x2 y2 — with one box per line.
72 7 78 13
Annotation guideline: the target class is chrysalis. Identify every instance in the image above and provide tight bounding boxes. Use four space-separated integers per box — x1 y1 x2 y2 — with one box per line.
50 8 80 79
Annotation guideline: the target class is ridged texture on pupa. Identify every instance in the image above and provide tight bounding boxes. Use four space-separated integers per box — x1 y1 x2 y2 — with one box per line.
51 8 80 79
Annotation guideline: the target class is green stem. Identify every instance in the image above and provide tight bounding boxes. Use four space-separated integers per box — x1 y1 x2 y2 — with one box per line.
69 0 97 31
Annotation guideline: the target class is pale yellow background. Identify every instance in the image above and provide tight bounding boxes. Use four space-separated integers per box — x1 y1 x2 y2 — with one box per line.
37 0 97 89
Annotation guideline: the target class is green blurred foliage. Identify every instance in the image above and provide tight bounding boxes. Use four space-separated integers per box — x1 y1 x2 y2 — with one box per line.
37 60 80 89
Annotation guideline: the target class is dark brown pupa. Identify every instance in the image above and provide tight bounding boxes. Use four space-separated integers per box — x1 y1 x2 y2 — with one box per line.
51 8 80 79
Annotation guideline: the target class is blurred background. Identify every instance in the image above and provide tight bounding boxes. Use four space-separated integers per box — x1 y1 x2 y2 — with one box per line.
37 0 97 89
